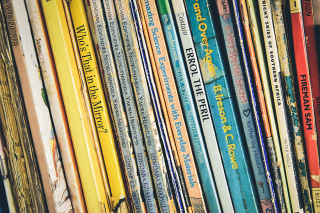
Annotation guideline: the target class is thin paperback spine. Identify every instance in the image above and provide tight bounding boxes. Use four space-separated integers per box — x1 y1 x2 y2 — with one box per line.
24 0 87 211
238 0 284 211
244 0 291 211
129 1 184 211
87 0 148 211
155 0 222 211
301 0 320 209
68 1 129 211
136 0 191 210
4 0 73 212
217 0 276 211
114 0 175 211
184 0 260 211
41 0 112 211
271 1 313 212
258 0 303 212
170 0 234 212
0 3 47 212
290 0 320 212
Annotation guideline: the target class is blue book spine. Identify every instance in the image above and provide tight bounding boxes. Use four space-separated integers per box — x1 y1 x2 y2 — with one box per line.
215 0 276 212
155 0 221 212
184 0 259 212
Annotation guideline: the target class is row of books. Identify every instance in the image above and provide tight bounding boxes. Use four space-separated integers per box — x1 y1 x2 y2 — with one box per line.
0 0 320 212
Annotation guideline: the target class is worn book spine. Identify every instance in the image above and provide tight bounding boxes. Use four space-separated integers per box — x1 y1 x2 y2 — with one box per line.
238 1 285 211
271 1 313 212
68 0 129 211
218 0 276 211
86 0 147 211
4 0 73 212
41 0 112 211
0 101 18 213
185 0 260 212
113 0 175 211
301 1 320 210
244 0 291 211
24 0 87 211
129 1 185 211
258 0 303 212
170 0 234 212
156 0 224 211
0 3 48 212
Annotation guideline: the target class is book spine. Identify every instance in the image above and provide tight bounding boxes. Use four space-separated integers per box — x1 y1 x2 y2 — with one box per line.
301 0 320 209
290 0 320 212
24 0 87 211
113 0 174 211
0 99 18 213
0 3 48 212
129 1 185 211
271 1 313 212
4 0 73 212
258 0 303 212
184 0 260 212
87 0 148 211
170 0 234 212
68 1 129 211
238 1 286 211
219 0 277 211
244 0 291 211
40 0 113 211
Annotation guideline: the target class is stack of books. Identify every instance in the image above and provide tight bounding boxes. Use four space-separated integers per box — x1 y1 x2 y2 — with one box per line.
0 0 320 212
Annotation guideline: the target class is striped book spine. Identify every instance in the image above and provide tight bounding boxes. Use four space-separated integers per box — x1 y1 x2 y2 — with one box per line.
24 0 87 211
4 0 73 212
258 0 303 212
88 0 149 211
129 0 185 211
171 0 234 212
271 1 313 212
113 0 175 211
223 0 277 211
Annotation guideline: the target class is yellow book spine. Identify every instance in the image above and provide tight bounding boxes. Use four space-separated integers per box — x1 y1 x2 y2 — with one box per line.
68 0 127 211
40 0 110 212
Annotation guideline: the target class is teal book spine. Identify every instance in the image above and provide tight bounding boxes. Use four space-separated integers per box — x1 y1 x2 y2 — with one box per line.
155 0 222 212
184 0 259 212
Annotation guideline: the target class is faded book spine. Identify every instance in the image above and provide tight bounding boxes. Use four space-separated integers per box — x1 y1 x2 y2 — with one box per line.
0 3 47 212
185 0 260 212
4 0 73 212
114 0 174 211
87 0 148 211
258 0 303 212
217 0 276 211
24 0 87 211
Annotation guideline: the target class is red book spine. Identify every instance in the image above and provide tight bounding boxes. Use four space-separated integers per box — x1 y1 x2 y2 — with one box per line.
290 0 320 206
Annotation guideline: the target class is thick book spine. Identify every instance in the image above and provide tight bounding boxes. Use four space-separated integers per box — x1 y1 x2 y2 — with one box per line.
24 0 87 211
271 1 313 212
155 0 222 212
301 1 320 210
0 3 48 212
129 1 185 211
185 0 260 212
258 0 303 212
68 1 129 211
113 0 175 211
41 0 113 211
244 0 291 211
218 0 276 211
0 96 18 213
87 0 148 211
290 1 320 212
170 0 234 212
4 1 73 212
